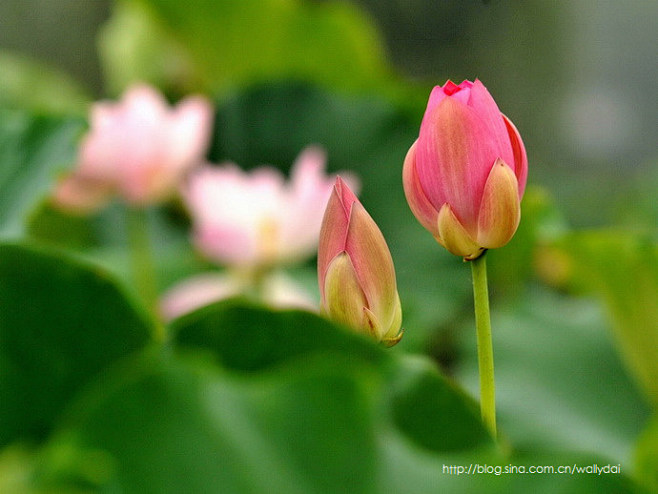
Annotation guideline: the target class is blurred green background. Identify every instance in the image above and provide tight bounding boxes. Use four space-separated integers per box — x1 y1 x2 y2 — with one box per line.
1 0 657 227
0 1 657 492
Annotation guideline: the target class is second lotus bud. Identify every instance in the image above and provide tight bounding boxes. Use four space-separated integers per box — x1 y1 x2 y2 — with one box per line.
317 178 403 346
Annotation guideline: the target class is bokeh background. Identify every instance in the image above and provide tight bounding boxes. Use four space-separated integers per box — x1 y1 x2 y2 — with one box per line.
1 1 656 492
2 0 657 227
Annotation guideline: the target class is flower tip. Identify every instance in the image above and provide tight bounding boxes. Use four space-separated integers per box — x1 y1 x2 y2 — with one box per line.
443 79 460 94
334 174 347 189
298 144 327 165
333 175 359 210
382 328 404 347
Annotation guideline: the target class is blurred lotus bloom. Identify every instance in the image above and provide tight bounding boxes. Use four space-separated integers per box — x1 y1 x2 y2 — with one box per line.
318 178 402 346
184 147 356 268
53 83 213 212
160 271 317 321
403 79 528 260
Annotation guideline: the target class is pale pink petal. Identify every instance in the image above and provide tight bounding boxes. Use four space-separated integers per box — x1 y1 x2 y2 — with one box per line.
282 146 334 260
76 130 119 182
160 271 317 322
290 146 327 190
160 273 243 321
263 272 318 312
194 225 259 266
183 164 242 224
122 84 170 119
115 94 169 203
183 164 287 266
168 96 213 172
88 102 120 131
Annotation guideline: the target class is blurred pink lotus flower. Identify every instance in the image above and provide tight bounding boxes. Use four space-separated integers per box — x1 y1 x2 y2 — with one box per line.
53 83 213 212
184 147 357 268
403 79 528 260
318 177 402 346
160 271 317 321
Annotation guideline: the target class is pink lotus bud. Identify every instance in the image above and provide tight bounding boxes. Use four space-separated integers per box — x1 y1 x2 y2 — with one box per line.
52 83 213 212
403 79 528 260
184 147 357 268
318 178 403 346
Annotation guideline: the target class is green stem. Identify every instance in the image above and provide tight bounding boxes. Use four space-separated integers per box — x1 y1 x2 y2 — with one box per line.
243 264 271 304
125 206 165 342
470 252 497 438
